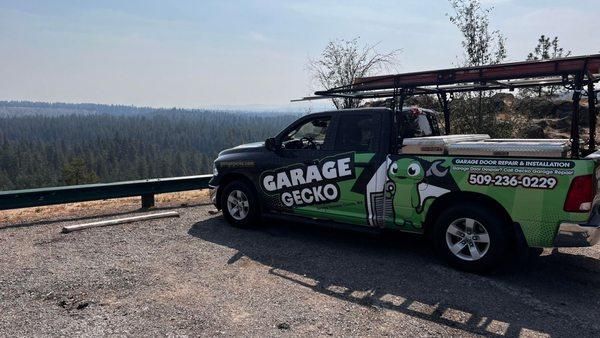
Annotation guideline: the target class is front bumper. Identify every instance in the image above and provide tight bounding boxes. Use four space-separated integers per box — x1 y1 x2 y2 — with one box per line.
553 222 600 247
209 185 219 208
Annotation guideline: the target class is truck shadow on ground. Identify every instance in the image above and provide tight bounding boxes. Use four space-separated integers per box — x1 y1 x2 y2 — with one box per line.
188 216 600 337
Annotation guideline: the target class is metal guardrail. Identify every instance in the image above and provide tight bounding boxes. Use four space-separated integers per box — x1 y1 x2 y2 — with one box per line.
0 174 212 211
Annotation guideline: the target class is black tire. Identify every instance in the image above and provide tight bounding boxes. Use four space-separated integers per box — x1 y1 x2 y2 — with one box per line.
220 180 260 228
433 204 510 273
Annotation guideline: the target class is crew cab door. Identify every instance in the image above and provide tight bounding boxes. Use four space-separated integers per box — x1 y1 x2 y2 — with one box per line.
260 109 389 226
261 113 340 217
328 111 386 225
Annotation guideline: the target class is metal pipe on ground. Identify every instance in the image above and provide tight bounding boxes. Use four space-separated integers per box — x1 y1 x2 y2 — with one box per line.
61 211 180 233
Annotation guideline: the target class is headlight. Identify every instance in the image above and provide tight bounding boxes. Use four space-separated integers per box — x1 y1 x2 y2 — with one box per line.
212 162 218 176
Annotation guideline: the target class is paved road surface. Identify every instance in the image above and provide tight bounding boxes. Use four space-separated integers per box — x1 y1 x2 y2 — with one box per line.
1 205 599 337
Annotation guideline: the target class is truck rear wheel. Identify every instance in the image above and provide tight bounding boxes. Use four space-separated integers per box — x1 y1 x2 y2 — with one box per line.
433 204 509 272
221 181 260 228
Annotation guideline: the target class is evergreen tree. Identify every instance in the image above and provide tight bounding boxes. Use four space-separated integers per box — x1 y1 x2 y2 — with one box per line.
0 102 298 190
447 0 513 137
522 35 571 98
61 158 99 185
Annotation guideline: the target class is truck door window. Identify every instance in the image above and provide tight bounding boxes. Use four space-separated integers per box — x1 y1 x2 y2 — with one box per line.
334 114 379 152
282 117 330 150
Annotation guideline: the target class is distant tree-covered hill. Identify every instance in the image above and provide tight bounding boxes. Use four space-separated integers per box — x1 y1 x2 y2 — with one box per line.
0 103 299 190
0 100 158 116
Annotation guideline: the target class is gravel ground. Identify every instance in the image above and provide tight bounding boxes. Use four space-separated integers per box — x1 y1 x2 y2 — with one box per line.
1 204 599 337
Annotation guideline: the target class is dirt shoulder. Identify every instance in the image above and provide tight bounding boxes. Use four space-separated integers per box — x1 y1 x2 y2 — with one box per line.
0 190 210 228
0 202 599 336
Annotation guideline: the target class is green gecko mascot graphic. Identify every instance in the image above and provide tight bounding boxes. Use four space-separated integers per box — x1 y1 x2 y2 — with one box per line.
386 157 457 229
387 158 425 228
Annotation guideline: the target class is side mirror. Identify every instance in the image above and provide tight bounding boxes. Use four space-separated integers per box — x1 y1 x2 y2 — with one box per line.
265 137 279 151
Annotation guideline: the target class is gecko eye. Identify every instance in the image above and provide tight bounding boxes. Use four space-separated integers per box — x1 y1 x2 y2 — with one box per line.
389 163 398 175
407 163 421 177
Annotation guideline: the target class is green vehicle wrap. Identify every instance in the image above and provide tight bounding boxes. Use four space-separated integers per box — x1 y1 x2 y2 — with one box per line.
260 152 594 247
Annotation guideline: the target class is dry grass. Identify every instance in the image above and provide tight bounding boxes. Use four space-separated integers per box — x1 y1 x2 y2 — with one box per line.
0 189 211 227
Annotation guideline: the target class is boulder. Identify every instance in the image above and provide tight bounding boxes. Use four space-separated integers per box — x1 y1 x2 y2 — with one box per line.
553 101 573 118
521 124 546 138
535 119 549 129
551 117 571 131
514 97 555 119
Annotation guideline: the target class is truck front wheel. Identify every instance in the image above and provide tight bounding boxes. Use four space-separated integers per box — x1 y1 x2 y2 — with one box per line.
221 181 260 228
433 205 509 272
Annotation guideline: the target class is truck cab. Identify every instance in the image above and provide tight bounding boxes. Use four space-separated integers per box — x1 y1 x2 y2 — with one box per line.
209 107 599 272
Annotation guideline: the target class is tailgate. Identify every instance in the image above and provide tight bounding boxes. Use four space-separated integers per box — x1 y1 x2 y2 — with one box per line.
553 153 600 247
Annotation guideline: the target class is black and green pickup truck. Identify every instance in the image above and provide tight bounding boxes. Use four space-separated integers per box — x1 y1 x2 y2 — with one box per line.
209 106 599 271
209 55 600 271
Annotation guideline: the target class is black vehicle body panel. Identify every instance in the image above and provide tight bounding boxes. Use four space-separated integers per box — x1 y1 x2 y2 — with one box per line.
209 108 393 212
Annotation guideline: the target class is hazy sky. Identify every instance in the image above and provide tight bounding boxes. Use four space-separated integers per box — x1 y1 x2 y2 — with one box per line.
1 0 599 109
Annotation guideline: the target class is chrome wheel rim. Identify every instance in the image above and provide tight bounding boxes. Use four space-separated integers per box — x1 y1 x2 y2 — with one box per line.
445 218 490 261
227 190 249 221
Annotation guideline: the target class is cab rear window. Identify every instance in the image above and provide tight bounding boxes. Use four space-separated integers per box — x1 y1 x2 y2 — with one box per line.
399 108 441 138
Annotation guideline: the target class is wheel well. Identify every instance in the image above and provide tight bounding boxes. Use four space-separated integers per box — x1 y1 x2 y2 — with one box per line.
216 173 259 210
423 192 514 240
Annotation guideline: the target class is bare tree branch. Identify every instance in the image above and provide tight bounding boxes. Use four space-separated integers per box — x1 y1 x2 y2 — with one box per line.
308 37 400 109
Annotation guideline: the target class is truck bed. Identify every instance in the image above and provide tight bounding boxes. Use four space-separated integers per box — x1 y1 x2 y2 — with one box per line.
401 135 570 158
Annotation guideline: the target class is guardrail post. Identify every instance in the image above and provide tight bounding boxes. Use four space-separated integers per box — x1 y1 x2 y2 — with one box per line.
141 194 155 209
